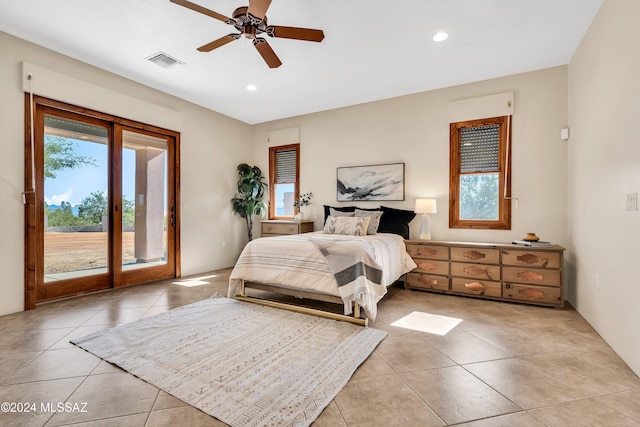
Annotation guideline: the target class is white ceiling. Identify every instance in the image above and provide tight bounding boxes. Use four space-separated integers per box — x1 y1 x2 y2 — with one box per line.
0 0 603 124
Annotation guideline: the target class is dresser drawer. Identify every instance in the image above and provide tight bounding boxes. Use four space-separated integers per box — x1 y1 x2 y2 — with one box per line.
406 273 449 291
502 283 562 305
451 277 502 298
502 250 561 269
451 247 500 264
451 262 500 281
412 259 449 276
406 244 449 260
261 222 299 235
502 267 560 287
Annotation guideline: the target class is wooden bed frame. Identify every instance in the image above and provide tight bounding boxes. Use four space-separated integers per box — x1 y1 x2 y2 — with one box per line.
234 280 369 326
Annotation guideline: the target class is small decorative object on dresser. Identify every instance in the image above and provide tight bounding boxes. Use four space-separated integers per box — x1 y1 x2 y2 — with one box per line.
405 240 565 308
293 192 313 220
261 219 314 237
522 232 540 242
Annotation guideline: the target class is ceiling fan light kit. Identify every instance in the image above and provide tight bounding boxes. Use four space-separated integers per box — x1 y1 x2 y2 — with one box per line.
170 0 325 68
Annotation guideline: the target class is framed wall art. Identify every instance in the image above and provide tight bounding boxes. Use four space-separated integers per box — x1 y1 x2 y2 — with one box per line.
336 162 405 201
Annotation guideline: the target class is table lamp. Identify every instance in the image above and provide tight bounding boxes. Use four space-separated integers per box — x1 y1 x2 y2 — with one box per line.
414 198 437 240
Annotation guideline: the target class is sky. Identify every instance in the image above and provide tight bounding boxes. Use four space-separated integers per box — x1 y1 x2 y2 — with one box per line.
45 138 136 207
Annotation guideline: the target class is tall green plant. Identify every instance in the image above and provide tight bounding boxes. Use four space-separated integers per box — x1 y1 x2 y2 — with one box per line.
231 163 267 241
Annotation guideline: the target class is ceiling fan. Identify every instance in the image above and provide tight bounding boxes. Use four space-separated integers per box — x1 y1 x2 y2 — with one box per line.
170 0 325 68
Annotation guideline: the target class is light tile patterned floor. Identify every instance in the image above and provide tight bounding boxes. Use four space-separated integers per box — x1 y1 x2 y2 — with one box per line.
1 268 639 426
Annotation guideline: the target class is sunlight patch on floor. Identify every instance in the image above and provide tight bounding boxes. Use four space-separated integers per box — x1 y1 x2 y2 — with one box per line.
173 274 220 287
390 311 463 336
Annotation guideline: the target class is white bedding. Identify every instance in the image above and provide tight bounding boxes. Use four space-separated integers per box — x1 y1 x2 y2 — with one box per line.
228 231 417 320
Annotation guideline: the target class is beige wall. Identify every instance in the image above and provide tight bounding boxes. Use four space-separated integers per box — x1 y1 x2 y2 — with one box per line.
568 0 640 375
251 66 569 246
0 32 252 316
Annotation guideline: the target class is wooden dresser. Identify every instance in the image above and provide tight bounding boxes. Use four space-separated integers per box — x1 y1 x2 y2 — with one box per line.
261 220 314 237
405 240 565 308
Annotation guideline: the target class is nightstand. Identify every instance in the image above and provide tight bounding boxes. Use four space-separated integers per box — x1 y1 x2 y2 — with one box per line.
261 220 314 237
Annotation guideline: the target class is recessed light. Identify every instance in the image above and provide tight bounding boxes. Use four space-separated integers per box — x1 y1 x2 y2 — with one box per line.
433 31 448 42
246 84 257 91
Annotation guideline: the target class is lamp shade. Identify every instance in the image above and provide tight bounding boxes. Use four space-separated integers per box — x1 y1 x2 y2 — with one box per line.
415 198 437 214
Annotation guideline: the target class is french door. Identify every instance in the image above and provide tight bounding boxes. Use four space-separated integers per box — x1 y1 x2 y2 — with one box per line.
25 96 180 307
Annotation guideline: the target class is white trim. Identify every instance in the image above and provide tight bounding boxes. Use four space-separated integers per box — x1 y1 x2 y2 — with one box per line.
21 62 183 131
448 92 515 123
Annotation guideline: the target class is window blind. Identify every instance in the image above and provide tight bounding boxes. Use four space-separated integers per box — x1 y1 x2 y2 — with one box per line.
460 125 499 173
275 149 297 183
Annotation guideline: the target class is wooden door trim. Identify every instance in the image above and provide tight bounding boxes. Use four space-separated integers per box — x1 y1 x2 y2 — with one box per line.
24 95 181 309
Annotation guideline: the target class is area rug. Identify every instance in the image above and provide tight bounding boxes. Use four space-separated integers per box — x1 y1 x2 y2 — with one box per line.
71 296 386 427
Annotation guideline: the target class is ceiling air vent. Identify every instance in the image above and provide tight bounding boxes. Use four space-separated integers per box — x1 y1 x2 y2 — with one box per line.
146 52 184 69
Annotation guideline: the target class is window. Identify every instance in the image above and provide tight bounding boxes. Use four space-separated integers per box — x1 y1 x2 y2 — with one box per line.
449 116 511 229
268 144 300 219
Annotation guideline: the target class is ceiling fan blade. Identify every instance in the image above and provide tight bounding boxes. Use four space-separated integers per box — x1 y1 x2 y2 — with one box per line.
197 34 240 52
253 38 282 68
170 0 234 24
247 0 272 23
266 26 325 42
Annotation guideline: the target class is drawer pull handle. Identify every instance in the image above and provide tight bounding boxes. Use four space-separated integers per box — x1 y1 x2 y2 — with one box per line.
464 266 487 276
418 247 437 257
517 254 547 266
465 282 486 292
463 250 486 261
517 271 544 282
517 288 545 299
419 276 438 286
418 262 438 272
264 227 272 231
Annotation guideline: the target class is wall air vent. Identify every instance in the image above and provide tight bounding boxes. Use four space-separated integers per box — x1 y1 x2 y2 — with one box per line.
146 52 185 69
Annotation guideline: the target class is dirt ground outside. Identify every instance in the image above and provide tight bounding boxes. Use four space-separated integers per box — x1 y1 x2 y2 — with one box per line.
44 231 136 274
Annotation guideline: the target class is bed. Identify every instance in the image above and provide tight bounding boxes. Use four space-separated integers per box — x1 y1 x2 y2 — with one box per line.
228 205 418 326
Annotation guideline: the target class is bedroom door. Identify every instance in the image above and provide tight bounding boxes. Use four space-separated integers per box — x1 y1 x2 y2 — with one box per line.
25 97 179 306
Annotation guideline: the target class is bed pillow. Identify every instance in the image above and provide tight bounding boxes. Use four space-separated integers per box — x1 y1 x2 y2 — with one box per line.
323 216 371 236
330 207 355 218
354 209 383 235
377 206 416 239
323 205 357 223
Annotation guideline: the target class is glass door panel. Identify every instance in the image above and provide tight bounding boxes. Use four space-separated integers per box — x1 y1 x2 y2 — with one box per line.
43 115 109 282
121 130 169 272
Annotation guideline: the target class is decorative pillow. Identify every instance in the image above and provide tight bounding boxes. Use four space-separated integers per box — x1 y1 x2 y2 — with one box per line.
323 205 357 223
377 206 417 239
354 209 383 235
323 216 371 236
330 207 355 218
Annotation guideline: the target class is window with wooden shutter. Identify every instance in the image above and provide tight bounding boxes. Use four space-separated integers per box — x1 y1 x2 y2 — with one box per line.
449 116 511 229
269 144 300 219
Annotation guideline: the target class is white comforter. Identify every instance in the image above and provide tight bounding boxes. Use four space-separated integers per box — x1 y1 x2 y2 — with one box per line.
228 231 417 320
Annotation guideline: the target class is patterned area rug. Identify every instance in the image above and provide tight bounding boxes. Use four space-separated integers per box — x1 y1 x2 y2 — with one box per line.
72 297 386 427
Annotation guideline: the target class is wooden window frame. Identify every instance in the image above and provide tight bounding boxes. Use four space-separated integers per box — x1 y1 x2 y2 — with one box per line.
268 143 300 220
449 115 512 230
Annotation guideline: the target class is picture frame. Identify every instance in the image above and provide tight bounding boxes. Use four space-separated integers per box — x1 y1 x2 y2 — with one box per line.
337 162 405 201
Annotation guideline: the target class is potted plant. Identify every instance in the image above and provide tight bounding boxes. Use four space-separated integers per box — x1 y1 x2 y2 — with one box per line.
293 192 313 220
231 163 267 241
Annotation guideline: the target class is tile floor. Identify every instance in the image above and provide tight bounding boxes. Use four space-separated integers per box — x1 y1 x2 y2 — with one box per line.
1 269 639 426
